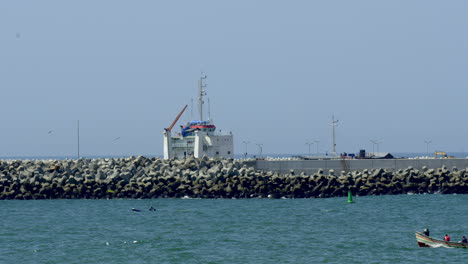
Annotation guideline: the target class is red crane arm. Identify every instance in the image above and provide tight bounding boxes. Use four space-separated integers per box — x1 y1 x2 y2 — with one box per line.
167 105 188 132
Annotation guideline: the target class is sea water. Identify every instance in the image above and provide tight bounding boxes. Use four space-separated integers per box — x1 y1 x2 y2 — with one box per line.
1 194 467 264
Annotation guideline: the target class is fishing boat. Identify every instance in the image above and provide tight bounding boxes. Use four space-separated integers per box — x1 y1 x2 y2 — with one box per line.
416 232 468 248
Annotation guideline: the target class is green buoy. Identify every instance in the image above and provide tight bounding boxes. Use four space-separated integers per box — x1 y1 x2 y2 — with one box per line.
347 190 354 203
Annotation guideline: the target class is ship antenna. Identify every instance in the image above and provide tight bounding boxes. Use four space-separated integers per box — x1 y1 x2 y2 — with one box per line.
207 98 211 121
198 73 207 121
190 97 194 121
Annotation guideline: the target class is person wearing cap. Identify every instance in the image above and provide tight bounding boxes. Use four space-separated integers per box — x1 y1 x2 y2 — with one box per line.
423 229 430 236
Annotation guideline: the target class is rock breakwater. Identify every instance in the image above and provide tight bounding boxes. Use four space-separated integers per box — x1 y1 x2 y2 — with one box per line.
1 156 467 199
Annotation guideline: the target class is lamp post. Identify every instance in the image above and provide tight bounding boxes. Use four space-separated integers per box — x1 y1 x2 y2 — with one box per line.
305 141 313 156
242 141 250 159
370 140 376 154
256 143 263 157
77 120 80 159
330 116 339 156
424 140 432 157
314 140 320 154
371 139 383 151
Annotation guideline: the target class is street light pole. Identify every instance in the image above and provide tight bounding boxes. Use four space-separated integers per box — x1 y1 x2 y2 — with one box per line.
370 140 376 154
305 142 313 156
77 120 80 159
370 139 383 155
424 140 432 157
314 140 320 154
330 116 339 156
256 143 263 157
242 141 250 159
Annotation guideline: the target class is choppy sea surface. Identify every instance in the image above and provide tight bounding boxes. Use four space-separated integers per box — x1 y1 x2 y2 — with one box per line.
1 195 467 264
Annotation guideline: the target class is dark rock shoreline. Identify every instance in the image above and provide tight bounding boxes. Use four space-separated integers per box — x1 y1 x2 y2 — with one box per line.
1 156 467 199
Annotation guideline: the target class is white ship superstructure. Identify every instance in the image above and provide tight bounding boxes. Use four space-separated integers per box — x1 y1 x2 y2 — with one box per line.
163 75 234 159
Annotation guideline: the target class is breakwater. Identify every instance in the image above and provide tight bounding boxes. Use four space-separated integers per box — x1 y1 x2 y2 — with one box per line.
1 156 467 199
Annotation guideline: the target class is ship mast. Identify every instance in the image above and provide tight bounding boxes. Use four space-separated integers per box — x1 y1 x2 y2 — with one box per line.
198 74 207 121
207 98 211 121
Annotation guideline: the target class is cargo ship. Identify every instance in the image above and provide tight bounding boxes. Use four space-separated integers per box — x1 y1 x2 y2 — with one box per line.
163 75 234 159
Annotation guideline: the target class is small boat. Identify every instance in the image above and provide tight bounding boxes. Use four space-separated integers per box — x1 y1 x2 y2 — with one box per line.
416 232 468 248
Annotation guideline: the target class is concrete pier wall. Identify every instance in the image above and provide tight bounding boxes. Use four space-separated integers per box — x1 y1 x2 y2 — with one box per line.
249 158 468 174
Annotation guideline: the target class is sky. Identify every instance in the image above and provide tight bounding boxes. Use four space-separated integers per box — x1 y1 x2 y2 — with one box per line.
1 1 467 157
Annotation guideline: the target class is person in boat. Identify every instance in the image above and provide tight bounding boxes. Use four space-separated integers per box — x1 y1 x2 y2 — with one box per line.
444 234 450 242
462 236 468 243
423 229 430 236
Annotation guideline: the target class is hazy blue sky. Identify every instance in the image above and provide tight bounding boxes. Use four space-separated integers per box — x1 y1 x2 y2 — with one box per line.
1 1 467 157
